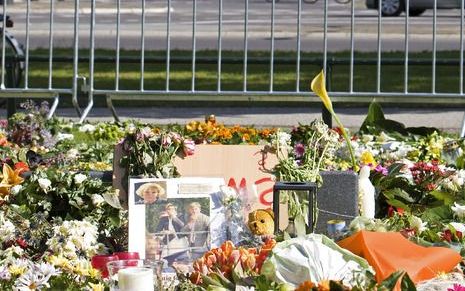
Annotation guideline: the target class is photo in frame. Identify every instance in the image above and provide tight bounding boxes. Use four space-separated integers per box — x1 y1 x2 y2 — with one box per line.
128 177 225 267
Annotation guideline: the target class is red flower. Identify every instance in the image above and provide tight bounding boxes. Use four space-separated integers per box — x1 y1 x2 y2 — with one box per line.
388 206 404 217
400 228 416 238
15 238 28 249
14 162 30 175
442 229 453 243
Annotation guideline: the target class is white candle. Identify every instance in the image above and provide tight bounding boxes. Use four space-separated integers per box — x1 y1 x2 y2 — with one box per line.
118 267 154 291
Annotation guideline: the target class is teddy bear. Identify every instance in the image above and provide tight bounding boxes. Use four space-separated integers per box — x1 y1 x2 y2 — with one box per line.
247 208 275 236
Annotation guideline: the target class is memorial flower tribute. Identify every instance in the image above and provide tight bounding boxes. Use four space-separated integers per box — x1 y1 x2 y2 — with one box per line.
2 93 465 290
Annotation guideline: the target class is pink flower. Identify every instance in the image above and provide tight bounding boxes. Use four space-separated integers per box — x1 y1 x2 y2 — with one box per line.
183 139 195 156
374 164 388 176
448 284 465 291
293 143 305 158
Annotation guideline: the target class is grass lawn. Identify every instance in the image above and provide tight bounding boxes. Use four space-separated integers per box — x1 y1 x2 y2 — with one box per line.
9 49 465 107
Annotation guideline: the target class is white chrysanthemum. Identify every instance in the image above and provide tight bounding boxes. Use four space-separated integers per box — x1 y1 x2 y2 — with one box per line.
74 173 87 185
451 202 465 219
409 216 427 233
91 194 105 207
277 131 291 147
67 148 79 159
2 246 24 258
47 220 101 259
38 178 52 191
78 124 96 133
0 213 16 243
56 133 74 142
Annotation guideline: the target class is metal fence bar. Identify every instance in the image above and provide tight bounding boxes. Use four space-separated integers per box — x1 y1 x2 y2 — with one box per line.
115 0 121 91
243 0 248 92
166 0 172 91
24 0 30 89
323 0 328 75
191 0 197 92
376 0 382 93
296 0 302 92
404 0 409 93
80 0 96 123
432 0 437 93
71 0 81 116
140 0 146 91
269 0 275 92
1 0 7 89
217 0 223 92
349 0 355 93
48 0 54 89
461 0 464 95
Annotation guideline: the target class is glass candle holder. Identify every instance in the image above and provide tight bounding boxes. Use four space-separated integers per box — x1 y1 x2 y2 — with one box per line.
90 254 119 278
113 251 140 260
107 259 165 291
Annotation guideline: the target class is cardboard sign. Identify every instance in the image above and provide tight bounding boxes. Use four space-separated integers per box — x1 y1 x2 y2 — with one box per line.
173 145 288 229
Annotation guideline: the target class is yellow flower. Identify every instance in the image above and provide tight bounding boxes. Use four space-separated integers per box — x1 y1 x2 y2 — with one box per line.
88 282 105 291
0 163 24 197
8 265 26 276
311 70 333 113
360 151 377 167
88 267 102 279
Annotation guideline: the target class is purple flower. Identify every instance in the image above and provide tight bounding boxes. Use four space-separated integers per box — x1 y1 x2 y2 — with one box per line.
294 142 305 159
448 284 465 291
374 164 388 176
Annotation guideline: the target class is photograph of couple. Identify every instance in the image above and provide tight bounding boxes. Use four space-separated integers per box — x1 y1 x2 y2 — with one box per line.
145 197 210 265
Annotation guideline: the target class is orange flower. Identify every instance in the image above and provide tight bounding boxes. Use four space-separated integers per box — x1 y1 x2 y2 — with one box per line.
0 136 8 147
318 280 331 291
0 163 24 197
190 271 202 285
295 281 316 291
14 162 30 175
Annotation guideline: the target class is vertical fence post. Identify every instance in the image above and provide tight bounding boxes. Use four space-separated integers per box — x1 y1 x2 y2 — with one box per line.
6 60 16 118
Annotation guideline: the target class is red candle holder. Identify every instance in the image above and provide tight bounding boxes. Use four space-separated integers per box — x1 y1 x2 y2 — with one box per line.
113 251 140 260
91 254 119 278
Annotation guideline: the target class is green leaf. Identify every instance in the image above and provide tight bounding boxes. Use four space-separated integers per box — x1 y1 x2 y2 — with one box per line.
378 270 405 289
385 188 415 203
429 190 455 205
400 273 416 291
420 205 453 221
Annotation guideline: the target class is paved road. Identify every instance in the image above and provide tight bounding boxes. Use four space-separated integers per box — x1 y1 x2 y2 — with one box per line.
4 0 465 51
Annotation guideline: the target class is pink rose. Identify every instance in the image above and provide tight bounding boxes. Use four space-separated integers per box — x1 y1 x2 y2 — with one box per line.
183 139 195 156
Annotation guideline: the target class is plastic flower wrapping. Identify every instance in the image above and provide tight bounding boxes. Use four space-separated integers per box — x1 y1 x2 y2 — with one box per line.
261 234 374 289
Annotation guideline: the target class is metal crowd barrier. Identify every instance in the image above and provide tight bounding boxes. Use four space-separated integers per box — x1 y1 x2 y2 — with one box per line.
1 0 465 133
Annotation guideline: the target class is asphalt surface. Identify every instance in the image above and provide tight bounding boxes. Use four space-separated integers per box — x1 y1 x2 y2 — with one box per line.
2 105 464 134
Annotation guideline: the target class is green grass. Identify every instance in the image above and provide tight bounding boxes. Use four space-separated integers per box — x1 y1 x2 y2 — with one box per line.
8 49 465 107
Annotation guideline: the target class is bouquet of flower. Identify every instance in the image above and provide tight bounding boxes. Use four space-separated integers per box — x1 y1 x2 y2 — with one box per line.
189 239 278 290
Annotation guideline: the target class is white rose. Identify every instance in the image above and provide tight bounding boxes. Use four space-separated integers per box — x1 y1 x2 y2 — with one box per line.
451 202 465 219
38 178 52 191
91 194 105 207
10 185 22 195
74 173 87 185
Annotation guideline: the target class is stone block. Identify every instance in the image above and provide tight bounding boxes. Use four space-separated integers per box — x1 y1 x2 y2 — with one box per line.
315 171 359 234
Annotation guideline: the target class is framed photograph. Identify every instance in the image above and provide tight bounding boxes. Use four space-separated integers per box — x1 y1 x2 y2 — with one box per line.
128 177 224 266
